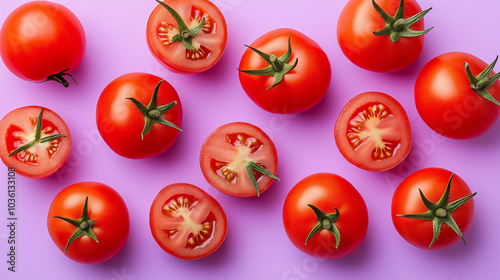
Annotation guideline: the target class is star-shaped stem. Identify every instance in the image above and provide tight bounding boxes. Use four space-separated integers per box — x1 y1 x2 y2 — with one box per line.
8 108 67 157
305 205 340 248
126 79 182 139
465 56 500 106
398 174 477 248
245 161 280 197
53 196 99 252
156 0 205 50
237 34 299 90
372 0 433 43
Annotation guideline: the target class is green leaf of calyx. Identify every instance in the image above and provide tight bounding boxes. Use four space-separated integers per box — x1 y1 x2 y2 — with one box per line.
372 0 433 43
245 161 280 197
305 205 340 249
465 56 500 106
53 196 99 252
155 0 205 50
8 108 67 157
397 174 477 248
237 34 299 90
46 68 78 88
127 79 182 140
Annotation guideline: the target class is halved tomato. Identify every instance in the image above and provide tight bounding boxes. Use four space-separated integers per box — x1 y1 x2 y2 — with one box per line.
146 0 227 73
200 122 279 197
149 183 227 260
334 92 412 172
0 106 71 178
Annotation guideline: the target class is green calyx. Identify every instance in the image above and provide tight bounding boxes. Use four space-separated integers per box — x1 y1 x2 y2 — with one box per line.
156 0 205 50
465 56 500 106
398 174 477 248
127 79 182 139
245 161 280 197
8 108 67 157
305 205 340 248
237 35 298 90
46 68 77 88
372 0 433 43
53 196 99 252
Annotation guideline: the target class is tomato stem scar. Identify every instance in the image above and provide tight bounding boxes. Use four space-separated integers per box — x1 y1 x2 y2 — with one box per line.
305 205 340 249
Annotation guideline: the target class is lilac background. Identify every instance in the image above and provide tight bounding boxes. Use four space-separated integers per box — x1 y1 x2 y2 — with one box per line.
1 0 500 279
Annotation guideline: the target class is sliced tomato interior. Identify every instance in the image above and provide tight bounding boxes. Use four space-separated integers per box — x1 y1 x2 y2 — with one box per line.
209 133 268 185
160 193 216 250
6 118 64 166
156 5 215 61
347 102 402 161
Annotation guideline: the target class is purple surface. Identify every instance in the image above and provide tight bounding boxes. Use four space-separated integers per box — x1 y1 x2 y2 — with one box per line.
1 0 500 279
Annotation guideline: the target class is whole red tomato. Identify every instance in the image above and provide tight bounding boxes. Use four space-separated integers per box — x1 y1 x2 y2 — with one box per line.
96 73 182 159
200 122 279 197
415 52 500 139
0 1 85 87
238 28 331 114
147 0 227 73
0 106 71 178
334 92 412 172
283 173 368 259
150 183 227 260
47 182 130 264
337 0 432 72
392 168 476 250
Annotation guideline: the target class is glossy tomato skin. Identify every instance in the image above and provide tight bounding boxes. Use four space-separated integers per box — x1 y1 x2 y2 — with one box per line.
334 92 412 172
0 106 71 178
200 122 278 197
147 0 227 73
150 183 227 260
337 0 426 72
283 173 368 259
96 73 182 159
415 52 500 139
47 182 130 264
0 1 85 82
392 168 475 250
238 28 331 114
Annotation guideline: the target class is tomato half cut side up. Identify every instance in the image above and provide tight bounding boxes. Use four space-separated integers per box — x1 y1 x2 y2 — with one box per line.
200 122 279 197
334 92 411 172
147 0 227 73
0 106 71 178
149 183 227 260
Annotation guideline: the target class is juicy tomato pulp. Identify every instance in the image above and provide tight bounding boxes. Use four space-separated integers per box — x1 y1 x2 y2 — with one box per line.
0 106 71 178
150 183 227 260
335 92 411 172
200 122 279 197
147 0 227 73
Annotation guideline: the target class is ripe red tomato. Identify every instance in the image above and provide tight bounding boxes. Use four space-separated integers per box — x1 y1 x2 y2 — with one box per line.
150 183 227 260
392 168 476 250
147 0 227 73
0 1 85 87
238 28 331 114
283 173 368 259
200 122 279 197
415 52 500 139
0 106 71 178
96 73 182 159
334 91 412 172
47 182 130 264
337 0 432 72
